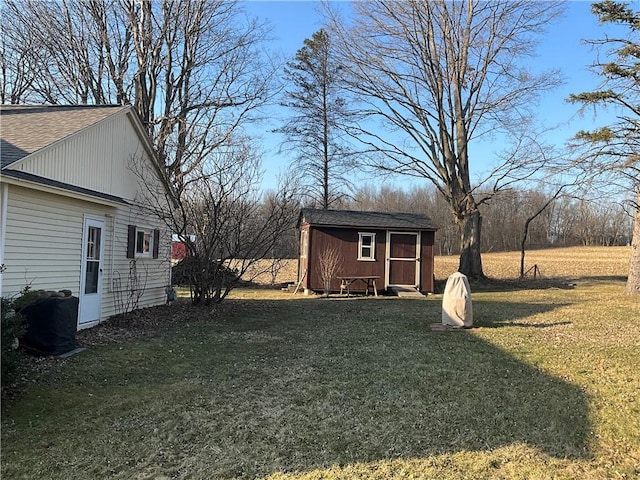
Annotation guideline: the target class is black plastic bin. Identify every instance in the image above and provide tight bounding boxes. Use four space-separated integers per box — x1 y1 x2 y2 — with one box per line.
21 296 79 355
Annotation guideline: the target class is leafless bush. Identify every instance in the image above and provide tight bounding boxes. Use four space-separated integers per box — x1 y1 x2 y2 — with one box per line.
318 246 343 297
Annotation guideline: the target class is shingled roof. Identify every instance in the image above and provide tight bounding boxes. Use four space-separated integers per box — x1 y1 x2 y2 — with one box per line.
299 208 438 230
0 104 125 169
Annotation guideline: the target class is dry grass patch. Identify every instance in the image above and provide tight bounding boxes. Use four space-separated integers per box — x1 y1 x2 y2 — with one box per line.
238 259 299 285
435 246 630 280
2 248 638 479
240 246 630 287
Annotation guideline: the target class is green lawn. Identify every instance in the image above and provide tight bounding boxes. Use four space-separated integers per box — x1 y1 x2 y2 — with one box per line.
2 282 639 479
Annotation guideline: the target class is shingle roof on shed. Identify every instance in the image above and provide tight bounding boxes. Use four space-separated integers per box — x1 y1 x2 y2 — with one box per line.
299 208 438 230
0 104 125 169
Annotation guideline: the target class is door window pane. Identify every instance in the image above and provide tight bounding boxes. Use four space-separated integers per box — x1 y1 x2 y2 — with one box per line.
84 225 101 294
86 227 101 260
85 261 99 294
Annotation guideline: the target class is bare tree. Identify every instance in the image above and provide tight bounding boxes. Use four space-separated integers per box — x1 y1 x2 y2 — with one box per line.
4 0 275 192
327 0 564 278
519 186 569 278
3 0 296 302
137 137 300 305
567 0 640 295
0 11 39 104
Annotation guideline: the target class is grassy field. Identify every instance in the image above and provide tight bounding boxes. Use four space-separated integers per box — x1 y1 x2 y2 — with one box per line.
242 246 631 285
2 247 639 479
435 246 631 281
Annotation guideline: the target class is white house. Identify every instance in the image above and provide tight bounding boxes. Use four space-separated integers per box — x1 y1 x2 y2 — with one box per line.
0 105 171 329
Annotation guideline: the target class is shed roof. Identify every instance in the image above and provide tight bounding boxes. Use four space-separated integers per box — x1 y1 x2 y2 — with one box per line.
299 208 438 231
0 104 126 169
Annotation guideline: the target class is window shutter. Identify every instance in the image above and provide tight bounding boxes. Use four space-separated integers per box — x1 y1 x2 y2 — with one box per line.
127 225 136 258
152 229 160 259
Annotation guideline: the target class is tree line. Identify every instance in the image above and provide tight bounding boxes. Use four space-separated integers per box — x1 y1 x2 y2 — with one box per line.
342 185 633 257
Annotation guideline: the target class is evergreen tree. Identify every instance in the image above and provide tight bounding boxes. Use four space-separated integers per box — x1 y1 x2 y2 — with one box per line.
568 0 640 294
278 29 353 209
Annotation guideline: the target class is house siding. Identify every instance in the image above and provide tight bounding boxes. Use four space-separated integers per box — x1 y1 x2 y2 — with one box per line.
101 203 169 319
10 113 143 200
2 184 169 324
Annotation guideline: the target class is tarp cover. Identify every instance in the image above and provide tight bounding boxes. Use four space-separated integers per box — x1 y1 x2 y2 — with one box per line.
21 297 78 355
442 272 473 328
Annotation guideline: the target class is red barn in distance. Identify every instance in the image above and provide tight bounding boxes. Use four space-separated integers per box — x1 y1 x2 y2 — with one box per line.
171 234 194 264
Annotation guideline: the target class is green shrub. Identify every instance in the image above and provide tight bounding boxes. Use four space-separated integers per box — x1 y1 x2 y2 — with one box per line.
1 297 27 387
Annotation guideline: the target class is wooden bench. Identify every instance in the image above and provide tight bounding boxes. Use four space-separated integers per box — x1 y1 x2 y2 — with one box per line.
338 276 380 297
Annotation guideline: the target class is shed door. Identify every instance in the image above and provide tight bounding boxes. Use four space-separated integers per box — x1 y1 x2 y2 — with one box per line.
79 217 105 326
387 232 420 287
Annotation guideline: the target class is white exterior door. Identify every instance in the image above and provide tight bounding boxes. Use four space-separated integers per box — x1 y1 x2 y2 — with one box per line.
79 217 105 326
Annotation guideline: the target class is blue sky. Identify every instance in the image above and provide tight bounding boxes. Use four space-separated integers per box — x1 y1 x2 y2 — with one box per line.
242 1 629 192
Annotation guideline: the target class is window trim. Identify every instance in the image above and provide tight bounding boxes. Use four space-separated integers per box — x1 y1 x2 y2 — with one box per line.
300 229 308 259
357 232 376 261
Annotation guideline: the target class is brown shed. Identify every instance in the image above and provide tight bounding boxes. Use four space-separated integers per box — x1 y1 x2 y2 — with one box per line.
297 208 438 294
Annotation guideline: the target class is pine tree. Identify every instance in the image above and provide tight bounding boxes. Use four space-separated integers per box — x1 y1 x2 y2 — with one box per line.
278 29 353 209
568 0 640 294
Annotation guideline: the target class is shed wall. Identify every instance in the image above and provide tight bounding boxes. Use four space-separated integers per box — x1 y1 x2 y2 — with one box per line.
308 227 386 292
420 230 436 293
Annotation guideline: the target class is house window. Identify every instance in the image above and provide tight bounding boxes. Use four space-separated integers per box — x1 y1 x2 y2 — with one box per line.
135 228 152 256
358 232 376 261
127 225 160 259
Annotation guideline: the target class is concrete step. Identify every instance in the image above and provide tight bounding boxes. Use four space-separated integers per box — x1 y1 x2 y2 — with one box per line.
389 286 425 298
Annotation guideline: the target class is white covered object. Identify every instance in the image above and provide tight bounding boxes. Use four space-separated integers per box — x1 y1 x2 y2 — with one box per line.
442 272 473 328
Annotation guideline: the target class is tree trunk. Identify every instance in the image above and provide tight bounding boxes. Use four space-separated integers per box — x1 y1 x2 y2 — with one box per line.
520 217 531 278
626 189 640 295
458 210 485 279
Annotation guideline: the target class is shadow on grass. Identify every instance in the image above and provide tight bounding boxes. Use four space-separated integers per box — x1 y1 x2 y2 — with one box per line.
167 298 591 477
472 299 573 329
1 297 592 479
431 274 626 295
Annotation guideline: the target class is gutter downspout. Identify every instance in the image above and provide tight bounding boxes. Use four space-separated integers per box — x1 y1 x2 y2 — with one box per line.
0 183 9 296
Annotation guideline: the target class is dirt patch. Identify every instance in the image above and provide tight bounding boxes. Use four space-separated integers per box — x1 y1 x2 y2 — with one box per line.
76 299 243 347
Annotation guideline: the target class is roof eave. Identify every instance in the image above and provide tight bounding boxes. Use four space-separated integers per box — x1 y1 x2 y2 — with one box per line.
1 170 130 207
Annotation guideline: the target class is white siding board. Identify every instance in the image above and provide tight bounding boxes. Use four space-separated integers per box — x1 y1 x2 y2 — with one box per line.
101 204 170 319
2 108 170 328
3 184 170 325
3 186 99 297
10 113 148 201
